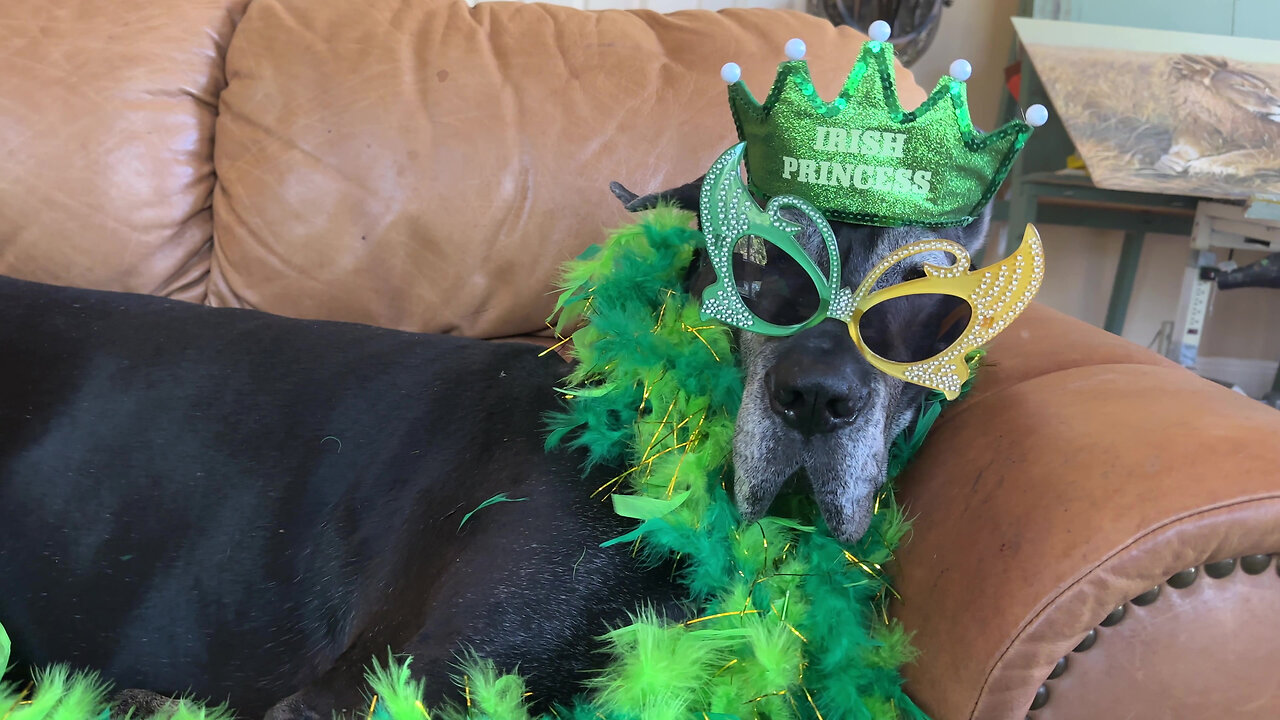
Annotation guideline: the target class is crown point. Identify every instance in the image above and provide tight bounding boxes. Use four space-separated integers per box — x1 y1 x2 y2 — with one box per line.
785 38 806 60
949 59 972 82
868 20 891 42
720 62 742 84
1026 104 1049 127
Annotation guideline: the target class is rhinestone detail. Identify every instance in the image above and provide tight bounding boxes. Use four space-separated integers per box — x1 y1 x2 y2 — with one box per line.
851 228 1045 397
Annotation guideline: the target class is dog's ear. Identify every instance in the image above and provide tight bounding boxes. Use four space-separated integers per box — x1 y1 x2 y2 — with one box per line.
609 177 716 303
609 176 704 214
608 177 716 306
954 202 993 261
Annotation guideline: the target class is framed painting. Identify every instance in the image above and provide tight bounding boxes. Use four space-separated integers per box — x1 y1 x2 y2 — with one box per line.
1014 17 1280 199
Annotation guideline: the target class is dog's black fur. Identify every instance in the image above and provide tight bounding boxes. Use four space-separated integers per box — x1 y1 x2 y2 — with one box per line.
0 275 682 718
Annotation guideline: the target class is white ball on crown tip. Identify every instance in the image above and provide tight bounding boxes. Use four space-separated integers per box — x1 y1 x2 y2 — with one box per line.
869 20 891 42
949 59 972 82
721 62 742 84
785 38 806 60
1026 104 1049 127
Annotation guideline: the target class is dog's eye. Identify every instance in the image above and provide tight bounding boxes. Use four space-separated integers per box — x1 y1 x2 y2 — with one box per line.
858 294 971 363
731 236 821 326
901 266 926 282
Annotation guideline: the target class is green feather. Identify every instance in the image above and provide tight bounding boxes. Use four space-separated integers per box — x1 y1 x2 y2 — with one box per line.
610 491 690 521
1 620 9 674
458 493 528 531
366 654 428 720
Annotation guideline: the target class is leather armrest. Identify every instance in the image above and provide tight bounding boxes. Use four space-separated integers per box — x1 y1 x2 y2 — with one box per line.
891 303 1280 719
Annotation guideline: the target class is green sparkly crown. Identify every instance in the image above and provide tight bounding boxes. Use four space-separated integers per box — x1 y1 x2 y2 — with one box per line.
722 24 1046 228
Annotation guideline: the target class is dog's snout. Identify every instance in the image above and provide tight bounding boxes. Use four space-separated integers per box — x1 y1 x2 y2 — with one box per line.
766 360 866 438
767 368 863 436
763 319 869 438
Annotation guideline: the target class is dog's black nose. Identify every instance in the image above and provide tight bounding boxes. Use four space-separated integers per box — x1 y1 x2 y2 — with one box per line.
767 367 862 436
766 322 868 437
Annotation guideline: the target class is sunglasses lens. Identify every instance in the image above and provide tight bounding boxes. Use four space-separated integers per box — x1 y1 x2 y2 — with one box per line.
857 294 971 363
731 235 821 328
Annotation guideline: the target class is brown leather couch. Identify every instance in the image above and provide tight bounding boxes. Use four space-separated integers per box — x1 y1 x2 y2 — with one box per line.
3 0 1278 718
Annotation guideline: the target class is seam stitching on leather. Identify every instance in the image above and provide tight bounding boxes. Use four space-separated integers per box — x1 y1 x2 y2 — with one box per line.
968 493 1280 719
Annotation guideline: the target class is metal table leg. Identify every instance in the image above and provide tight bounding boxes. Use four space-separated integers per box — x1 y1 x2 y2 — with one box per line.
995 182 1039 266
1103 231 1145 336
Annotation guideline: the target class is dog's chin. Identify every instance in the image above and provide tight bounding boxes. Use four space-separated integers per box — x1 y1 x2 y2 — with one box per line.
801 428 887 545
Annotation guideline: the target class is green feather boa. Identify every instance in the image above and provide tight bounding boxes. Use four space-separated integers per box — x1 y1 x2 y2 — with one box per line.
0 207 978 719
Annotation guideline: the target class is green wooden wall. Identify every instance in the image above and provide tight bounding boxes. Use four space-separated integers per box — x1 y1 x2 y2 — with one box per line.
1031 0 1280 40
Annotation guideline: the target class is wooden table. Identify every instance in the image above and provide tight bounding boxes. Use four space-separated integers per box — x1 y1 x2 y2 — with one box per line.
991 171 1198 336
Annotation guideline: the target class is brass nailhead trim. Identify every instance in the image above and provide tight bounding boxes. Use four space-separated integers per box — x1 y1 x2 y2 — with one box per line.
1131 585 1161 606
1047 656 1068 680
1072 629 1098 652
1027 553 1278 715
1204 558 1237 579
1099 605 1125 627
1030 684 1049 710
1241 554 1272 575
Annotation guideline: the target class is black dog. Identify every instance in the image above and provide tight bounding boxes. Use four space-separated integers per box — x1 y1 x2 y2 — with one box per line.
2 175 989 719
0 274 682 718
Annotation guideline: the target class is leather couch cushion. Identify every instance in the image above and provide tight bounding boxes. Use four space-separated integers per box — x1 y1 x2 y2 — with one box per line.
0 0 249 301
892 304 1280 719
211 0 927 337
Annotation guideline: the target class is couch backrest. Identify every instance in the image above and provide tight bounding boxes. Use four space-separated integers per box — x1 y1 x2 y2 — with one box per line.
1 0 925 339
0 0 250 302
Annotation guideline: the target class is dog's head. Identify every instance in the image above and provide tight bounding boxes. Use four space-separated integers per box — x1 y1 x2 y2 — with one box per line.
610 177 989 544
